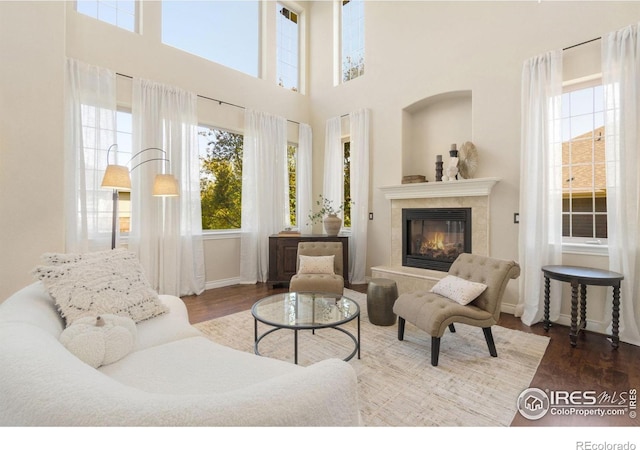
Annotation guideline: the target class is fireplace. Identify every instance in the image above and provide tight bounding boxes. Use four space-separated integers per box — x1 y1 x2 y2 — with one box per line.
402 208 472 272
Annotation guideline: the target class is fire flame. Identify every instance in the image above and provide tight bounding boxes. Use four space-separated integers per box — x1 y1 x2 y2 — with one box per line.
420 232 445 252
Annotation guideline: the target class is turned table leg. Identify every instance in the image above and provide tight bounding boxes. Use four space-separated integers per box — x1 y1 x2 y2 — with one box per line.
570 280 579 347
579 283 587 332
543 276 551 331
612 283 621 349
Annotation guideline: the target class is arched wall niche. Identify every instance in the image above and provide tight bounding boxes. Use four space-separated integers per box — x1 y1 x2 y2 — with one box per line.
401 90 472 182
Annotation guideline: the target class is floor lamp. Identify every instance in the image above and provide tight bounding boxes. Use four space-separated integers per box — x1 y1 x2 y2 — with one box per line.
101 144 180 249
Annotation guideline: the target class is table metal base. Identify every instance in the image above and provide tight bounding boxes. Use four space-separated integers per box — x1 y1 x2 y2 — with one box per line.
254 316 360 365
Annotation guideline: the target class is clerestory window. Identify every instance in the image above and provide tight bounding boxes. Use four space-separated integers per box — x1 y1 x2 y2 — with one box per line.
277 3 300 92
161 1 260 78
341 0 364 83
76 0 137 32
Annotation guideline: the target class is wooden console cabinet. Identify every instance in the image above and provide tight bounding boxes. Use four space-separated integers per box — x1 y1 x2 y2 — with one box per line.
268 234 349 287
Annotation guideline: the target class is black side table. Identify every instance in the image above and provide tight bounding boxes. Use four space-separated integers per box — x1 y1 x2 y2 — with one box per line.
542 265 624 348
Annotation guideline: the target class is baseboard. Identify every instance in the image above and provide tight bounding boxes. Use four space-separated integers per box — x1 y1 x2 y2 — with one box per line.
205 277 241 290
500 303 609 334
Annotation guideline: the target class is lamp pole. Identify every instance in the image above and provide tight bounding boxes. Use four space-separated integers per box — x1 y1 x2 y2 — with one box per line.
111 189 119 249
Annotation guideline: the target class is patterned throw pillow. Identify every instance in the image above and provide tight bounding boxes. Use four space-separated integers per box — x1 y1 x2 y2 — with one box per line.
298 255 335 274
41 248 124 265
430 275 488 305
33 250 167 326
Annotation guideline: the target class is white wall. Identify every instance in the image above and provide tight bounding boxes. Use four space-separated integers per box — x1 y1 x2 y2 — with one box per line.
2 1 639 339
307 1 640 333
0 1 312 300
0 1 66 300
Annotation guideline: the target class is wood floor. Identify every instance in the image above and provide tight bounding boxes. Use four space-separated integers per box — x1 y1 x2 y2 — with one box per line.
182 282 640 427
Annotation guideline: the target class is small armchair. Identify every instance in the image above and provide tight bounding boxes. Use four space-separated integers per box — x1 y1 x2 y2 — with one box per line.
289 242 344 295
393 253 520 366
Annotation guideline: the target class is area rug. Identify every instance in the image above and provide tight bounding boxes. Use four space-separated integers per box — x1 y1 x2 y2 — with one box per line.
194 289 550 427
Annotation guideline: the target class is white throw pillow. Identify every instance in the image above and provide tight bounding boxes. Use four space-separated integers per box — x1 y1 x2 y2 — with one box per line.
33 250 167 325
298 255 335 274
59 314 137 368
41 248 126 266
430 275 488 305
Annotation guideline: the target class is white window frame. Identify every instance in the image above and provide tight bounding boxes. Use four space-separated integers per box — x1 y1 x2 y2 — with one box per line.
285 141 300 229
276 2 302 93
114 108 133 236
75 0 138 32
198 124 245 234
160 1 261 78
561 75 608 256
341 137 352 231
337 0 364 84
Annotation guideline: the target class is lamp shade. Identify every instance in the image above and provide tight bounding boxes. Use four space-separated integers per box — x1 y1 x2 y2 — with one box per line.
152 174 180 197
101 165 132 191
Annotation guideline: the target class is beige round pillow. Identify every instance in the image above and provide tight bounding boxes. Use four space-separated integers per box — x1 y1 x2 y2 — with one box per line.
59 314 137 368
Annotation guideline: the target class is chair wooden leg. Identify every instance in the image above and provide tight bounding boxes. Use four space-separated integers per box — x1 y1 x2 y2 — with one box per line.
431 337 440 366
483 327 497 357
448 323 456 333
398 317 405 341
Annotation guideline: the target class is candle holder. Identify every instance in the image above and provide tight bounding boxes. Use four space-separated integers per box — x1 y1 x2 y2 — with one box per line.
435 155 443 182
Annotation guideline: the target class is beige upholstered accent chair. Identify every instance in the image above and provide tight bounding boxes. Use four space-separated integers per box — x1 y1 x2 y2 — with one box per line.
289 242 344 295
393 253 520 366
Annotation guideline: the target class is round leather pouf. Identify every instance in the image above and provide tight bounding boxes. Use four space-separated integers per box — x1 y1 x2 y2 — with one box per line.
367 278 398 326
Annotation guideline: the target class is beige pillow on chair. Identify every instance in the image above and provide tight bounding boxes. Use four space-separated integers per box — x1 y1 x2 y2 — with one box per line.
298 255 335 274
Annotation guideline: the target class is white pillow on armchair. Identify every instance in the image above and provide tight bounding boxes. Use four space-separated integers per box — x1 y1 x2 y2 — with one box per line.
297 255 335 274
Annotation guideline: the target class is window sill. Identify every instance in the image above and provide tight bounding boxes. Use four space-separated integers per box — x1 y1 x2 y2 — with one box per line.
562 242 608 257
202 230 241 240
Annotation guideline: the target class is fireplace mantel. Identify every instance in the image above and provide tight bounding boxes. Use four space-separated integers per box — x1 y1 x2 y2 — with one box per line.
380 177 501 200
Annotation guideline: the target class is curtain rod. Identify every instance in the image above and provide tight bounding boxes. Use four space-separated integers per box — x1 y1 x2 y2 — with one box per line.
116 72 300 125
563 37 601 51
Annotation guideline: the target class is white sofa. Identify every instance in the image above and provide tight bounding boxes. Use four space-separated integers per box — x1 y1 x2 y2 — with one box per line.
0 282 361 426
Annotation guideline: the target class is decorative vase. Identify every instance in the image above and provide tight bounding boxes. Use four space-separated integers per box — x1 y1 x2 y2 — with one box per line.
323 214 342 236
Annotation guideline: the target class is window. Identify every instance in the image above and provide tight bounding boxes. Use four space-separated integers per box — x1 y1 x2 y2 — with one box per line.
76 0 136 32
286 143 298 227
198 126 298 231
115 110 133 233
277 3 300 91
162 1 260 78
198 126 243 230
343 140 352 227
341 0 364 82
561 82 607 243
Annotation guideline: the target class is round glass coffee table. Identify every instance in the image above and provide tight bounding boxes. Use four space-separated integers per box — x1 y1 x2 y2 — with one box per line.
251 292 360 365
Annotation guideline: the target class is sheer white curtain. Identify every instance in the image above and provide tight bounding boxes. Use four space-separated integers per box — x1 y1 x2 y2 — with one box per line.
297 123 313 234
130 78 205 296
323 116 344 214
64 58 117 252
240 109 288 283
348 109 370 284
602 23 640 346
517 50 564 326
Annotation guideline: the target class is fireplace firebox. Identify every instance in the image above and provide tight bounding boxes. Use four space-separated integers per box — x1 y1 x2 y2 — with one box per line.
402 208 472 272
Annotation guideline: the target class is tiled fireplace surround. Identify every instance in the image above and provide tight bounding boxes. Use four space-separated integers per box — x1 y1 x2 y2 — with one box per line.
372 177 500 294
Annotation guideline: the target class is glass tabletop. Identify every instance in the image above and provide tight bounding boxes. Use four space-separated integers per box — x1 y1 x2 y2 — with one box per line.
251 292 360 330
